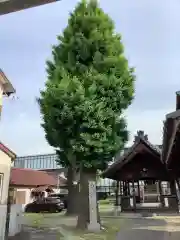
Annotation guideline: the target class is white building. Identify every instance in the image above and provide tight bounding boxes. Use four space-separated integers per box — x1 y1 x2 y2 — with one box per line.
0 69 22 239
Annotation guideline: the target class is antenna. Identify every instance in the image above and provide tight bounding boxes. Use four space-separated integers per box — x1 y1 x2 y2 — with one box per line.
4 93 19 101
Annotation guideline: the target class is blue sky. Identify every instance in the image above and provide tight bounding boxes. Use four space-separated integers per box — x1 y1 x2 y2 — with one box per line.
0 0 179 156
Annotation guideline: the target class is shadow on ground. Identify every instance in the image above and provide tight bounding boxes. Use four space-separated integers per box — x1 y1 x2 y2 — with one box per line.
117 218 180 240
117 229 180 240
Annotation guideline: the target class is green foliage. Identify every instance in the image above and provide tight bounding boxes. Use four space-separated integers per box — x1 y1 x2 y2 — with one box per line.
38 0 135 170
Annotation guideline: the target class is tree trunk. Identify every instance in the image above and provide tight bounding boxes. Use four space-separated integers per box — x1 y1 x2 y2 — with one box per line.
76 167 100 230
66 166 78 215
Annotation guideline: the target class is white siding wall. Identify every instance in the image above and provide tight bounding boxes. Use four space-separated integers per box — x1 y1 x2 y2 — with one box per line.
0 150 12 204
0 204 22 239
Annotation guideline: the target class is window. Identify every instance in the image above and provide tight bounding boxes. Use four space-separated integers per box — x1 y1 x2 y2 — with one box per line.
15 154 62 170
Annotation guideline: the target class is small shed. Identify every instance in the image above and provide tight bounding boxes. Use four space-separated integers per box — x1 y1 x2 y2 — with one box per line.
10 168 67 207
102 133 178 212
102 135 167 181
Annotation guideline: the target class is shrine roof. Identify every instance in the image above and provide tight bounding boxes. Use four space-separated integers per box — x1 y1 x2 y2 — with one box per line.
0 69 15 95
161 91 180 168
0 0 59 15
161 109 180 167
102 137 162 178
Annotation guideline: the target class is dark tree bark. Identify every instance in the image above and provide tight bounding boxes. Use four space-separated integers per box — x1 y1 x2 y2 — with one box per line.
66 166 79 215
76 167 100 230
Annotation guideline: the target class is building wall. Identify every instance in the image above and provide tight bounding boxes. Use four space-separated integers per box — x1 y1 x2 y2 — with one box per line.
0 150 11 204
0 82 3 116
0 204 22 238
15 188 32 206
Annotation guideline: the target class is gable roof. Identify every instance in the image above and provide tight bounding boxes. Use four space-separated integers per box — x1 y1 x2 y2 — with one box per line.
0 0 58 16
161 109 180 166
0 142 16 160
0 69 15 95
161 91 180 166
10 168 67 187
102 137 162 178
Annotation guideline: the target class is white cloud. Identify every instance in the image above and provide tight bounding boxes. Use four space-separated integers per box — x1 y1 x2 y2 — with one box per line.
126 109 170 146
0 107 172 156
0 112 53 155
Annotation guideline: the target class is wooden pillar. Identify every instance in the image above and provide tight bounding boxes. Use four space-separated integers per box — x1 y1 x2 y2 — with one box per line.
169 180 179 212
124 181 128 196
115 181 119 206
108 179 111 195
122 181 126 199
170 180 177 195
137 181 140 203
142 181 145 203
126 181 129 196
121 181 125 211
176 179 180 199
114 180 121 216
121 181 131 210
132 180 136 211
175 179 180 212
127 181 130 195
120 181 122 195
137 181 140 196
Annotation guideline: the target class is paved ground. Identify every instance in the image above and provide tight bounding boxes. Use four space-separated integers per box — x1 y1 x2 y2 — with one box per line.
117 229 180 240
10 214 180 239
10 221 180 240
117 218 180 240
8 227 63 240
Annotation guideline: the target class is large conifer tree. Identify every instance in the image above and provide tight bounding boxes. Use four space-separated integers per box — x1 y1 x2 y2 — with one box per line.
38 0 135 229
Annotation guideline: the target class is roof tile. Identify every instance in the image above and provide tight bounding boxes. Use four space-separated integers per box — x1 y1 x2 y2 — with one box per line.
10 168 67 187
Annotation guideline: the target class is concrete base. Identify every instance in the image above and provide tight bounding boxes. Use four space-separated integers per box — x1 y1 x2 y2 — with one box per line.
8 231 30 240
130 198 134 207
165 198 169 207
87 222 101 232
117 229 180 240
114 205 121 216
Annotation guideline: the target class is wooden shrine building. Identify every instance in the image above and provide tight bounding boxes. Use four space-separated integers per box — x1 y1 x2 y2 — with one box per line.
162 91 180 178
102 131 179 213
161 91 180 210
